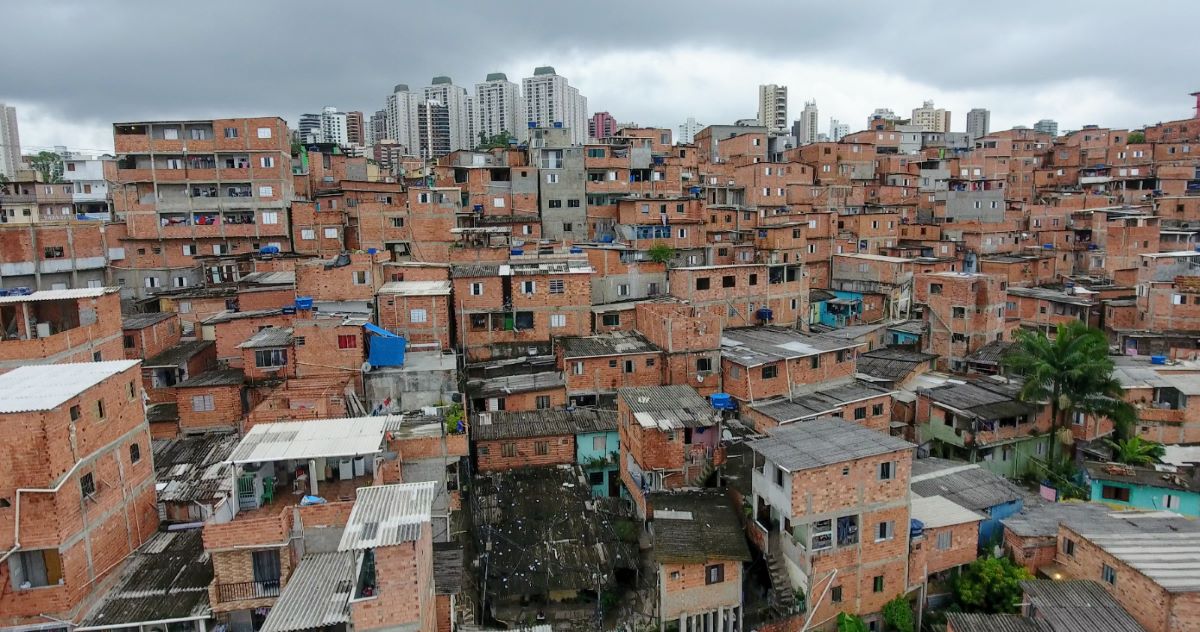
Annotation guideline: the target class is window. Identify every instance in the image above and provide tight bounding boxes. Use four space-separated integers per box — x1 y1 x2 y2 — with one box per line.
546 173 559 184
936 530 952 550
705 564 725 584
873 575 885 593
1101 564 1116 585
623 360 634 373
879 462 894 480
252 549 281 593
301 229 315 240
410 309 428 323
573 361 585 375
696 357 712 372
145 277 161 288
260 156 275 168
617 284 629 297
547 199 562 208
520 280 536 294
930 283 943 294
353 270 368 285
722 275 735 288
254 349 287 368
80 472 96 497
695 278 710 290
567 199 580 208
224 127 239 138
501 442 516 457
261 211 279 225
550 314 566 328
536 395 551 410
258 185 273 197
810 355 820 369
162 127 179 140
549 279 565 294
324 227 339 239
876 520 894 542
190 393 214 412
337 334 357 349
182 244 196 256
872 403 884 416
811 519 833 550
831 586 843 603
95 399 106 420
1164 494 1182 510
761 365 778 379
43 246 64 259
129 443 141 464
1062 537 1075 557
602 314 620 327
391 217 405 227
1100 485 1131 502
256 127 272 139
8 549 62 589
531 440 549 455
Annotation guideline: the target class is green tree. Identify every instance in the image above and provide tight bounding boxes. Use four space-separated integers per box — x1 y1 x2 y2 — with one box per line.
953 556 1032 614
837 612 869 632
1105 436 1165 465
647 242 675 264
882 596 914 632
1127 131 1146 144
30 151 64 183
476 131 515 149
1003 321 1135 466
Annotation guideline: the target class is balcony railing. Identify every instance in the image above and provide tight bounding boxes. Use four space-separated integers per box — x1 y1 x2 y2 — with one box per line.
216 580 281 602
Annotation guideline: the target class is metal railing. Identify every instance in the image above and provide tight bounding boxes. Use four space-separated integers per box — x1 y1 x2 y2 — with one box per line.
216 580 280 602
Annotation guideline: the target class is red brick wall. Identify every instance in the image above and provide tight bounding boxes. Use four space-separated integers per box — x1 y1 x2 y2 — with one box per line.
124 313 182 360
177 384 242 432
377 293 452 350
476 434 574 472
563 352 664 395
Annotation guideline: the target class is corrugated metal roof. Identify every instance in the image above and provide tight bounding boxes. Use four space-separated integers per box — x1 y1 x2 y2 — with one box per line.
258 552 354 632
228 417 387 464
748 380 894 424
749 417 914 472
237 326 293 349
0 287 117 305
911 459 1024 510
121 312 175 330
377 280 452 296
1021 580 1147 631
0 360 140 413
619 385 716 429
649 490 751 563
177 368 244 388
466 371 564 397
943 614 1052 632
338 482 436 550
143 340 214 368
472 409 617 441
559 331 659 358
910 494 984 529
153 434 238 504
721 326 863 367
1076 531 1200 592
239 271 295 285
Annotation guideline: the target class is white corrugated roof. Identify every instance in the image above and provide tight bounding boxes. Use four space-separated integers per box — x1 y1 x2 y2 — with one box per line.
0 360 140 413
259 552 353 632
377 280 452 296
1080 531 1200 592
338 482 436 551
227 417 387 464
910 494 985 529
0 287 117 304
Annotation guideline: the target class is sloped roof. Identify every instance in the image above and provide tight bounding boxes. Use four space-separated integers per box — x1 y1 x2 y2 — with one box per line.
472 409 617 441
1021 580 1147 631
750 418 914 472
338 482 436 551
0 360 139 413
259 552 353 632
910 459 1024 510
649 491 751 563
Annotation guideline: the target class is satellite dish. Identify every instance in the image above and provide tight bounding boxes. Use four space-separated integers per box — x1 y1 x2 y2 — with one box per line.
697 374 704 383
360 361 372 373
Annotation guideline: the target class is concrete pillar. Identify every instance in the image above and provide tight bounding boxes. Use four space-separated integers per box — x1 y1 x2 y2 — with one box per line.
737 605 742 632
715 608 723 632
309 458 319 495
679 613 686 632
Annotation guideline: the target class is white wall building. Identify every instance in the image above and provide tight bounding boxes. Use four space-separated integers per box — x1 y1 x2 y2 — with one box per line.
678 116 704 145
758 84 788 134
385 84 421 155
425 76 473 152
475 72 523 144
522 66 588 145
0 103 20 179
320 106 348 146
911 100 951 132
794 100 819 145
829 118 850 142
60 151 111 217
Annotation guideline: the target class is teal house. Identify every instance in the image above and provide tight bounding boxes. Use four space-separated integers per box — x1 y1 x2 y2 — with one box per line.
1085 461 1200 517
577 427 621 497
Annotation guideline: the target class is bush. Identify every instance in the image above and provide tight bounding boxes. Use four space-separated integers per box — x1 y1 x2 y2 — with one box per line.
882 597 914 632
953 556 1032 614
647 242 675 264
837 612 869 632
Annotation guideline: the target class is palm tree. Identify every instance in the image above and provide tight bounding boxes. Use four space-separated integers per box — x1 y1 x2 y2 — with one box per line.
1105 436 1165 466
1002 321 1135 467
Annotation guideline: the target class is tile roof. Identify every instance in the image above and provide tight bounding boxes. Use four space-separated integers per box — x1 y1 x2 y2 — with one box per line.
619 385 716 429
0 287 117 305
910 459 1025 510
749 418 914 472
559 331 659 358
229 417 388 464
0 360 139 413
748 380 894 424
472 409 617 441
721 326 863 367
153 433 238 504
1021 580 1147 631
259 552 354 632
649 490 751 563
121 311 175 330
339 482 436 550
143 340 214 368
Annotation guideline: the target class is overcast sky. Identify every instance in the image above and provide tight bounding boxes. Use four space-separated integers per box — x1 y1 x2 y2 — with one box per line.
2 0 1196 154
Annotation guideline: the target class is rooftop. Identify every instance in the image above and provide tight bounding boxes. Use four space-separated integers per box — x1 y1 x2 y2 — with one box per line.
559 331 659 358
619 385 716 429
1084 461 1200 493
748 380 895 424
259 552 353 632
201 308 284 325
144 340 214 368
466 371 564 397
237 326 293 349
856 347 937 382
911 458 1025 510
921 378 1034 421
1007 286 1094 306
749 418 914 472
965 340 1015 366
377 280 452 296
649 490 752 563
721 326 863 367
1021 580 1147 632
910 494 984 529
176 368 244 388
0 286 117 305
943 614 1051 632
339 482 437 550
153 433 238 505
433 542 464 595
239 271 295 286
472 409 617 441
121 311 175 330
0 360 140 413
450 260 593 278
228 417 388 464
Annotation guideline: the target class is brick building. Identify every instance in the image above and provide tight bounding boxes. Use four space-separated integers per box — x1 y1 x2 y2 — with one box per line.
559 331 663 407
0 287 124 370
719 327 863 405
915 271 1008 371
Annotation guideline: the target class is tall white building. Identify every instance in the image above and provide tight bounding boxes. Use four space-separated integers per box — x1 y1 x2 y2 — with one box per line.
297 113 321 144
319 106 348 146
829 119 850 142
758 84 788 134
425 76 473 152
1034 119 1059 137
385 84 421 154
792 100 819 145
522 66 588 144
678 116 704 144
475 72 522 144
0 103 20 179
911 100 951 132
965 108 990 142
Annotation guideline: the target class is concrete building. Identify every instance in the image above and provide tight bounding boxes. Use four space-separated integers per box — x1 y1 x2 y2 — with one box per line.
474 72 522 144
368 109 388 145
678 116 703 144
385 84 421 155
867 107 900 130
60 151 112 218
1034 119 1059 137
912 100 951 132
965 108 991 143
529 125 587 240
296 113 320 145
425 76 472 152
345 110 364 145
0 287 125 369
417 101 451 159
320 106 349 146
758 84 788 134
0 103 19 178
792 100 819 145
522 66 588 145
589 111 617 140
829 118 850 142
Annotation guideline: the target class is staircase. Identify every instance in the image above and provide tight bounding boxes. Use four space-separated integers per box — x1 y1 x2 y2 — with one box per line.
688 459 717 487
766 532 797 614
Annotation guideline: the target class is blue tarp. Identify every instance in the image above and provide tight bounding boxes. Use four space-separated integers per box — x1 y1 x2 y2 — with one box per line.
364 323 406 367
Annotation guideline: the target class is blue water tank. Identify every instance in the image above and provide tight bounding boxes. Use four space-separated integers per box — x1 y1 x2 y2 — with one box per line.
295 296 314 310
11 287 32 296
1151 355 1168 365
510 248 524 256
599 235 614 243
259 245 280 255
569 247 583 254
367 334 407 368
0 289 9 297
527 121 537 129
553 121 563 128
282 307 296 315
1043 243 1054 249
910 519 925 537
710 393 735 411
757 307 774 322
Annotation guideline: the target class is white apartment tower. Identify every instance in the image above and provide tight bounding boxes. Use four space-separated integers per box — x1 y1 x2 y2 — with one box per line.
829 118 850 142
425 76 473 152
475 72 523 144
522 66 587 144
1034 119 1059 137
794 100 819 145
385 84 421 155
0 103 20 178
758 84 788 134
965 108 990 142
911 100 951 132
678 116 704 144
319 106 348 146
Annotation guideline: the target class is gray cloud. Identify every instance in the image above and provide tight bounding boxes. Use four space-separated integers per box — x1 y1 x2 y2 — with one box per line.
1 0 1196 150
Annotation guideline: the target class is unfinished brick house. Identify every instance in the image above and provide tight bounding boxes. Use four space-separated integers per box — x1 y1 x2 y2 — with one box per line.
0 287 124 371
668 263 808 329
559 331 664 407
915 271 1008 371
121 311 181 360
719 326 863 405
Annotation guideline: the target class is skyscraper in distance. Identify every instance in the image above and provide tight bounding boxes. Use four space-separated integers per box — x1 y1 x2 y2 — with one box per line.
1033 119 1059 137
0 103 18 178
425 76 472 151
385 84 421 154
475 72 522 143
911 100 951 132
791 100 819 145
522 66 588 144
589 112 616 140
346 111 364 145
678 116 704 144
829 119 850 142
965 108 990 142
758 84 788 134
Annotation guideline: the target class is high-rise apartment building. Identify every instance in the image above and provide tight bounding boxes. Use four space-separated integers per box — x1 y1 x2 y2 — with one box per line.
425 76 472 152
385 84 421 154
911 100 951 132
474 72 522 144
758 84 788 134
965 107 990 142
523 66 588 145
0 103 18 178
319 106 348 146
346 110 364 145
791 99 818 145
1033 119 1059 137
368 109 388 145
589 111 616 140
417 101 451 159
678 116 704 144
829 118 850 142
297 113 321 144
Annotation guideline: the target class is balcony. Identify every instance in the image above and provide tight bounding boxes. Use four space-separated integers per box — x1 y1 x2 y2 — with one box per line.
216 580 280 603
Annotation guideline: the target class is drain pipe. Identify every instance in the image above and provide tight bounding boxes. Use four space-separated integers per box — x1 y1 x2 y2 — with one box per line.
0 460 89 564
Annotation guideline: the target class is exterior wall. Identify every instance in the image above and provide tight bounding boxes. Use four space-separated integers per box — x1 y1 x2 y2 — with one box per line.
908 520 980 586
721 349 858 403
668 265 807 328
376 292 452 350
659 560 743 621
1087 479 1200 517
452 268 592 361
124 314 182 360
294 252 385 302
0 292 125 370
292 319 366 378
349 522 435 632
0 221 118 292
205 313 294 366
563 351 664 398
475 434 575 472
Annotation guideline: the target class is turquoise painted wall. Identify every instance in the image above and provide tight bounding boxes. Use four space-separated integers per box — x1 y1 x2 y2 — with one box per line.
1088 479 1200 517
577 430 620 497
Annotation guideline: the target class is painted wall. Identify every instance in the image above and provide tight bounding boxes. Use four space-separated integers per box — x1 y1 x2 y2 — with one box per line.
1087 479 1200 517
577 430 620 496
